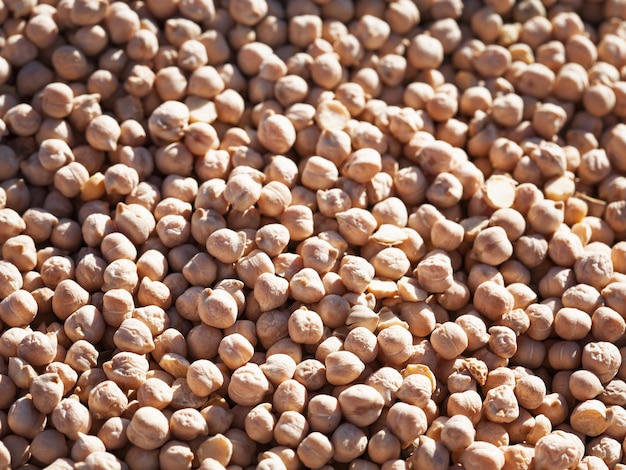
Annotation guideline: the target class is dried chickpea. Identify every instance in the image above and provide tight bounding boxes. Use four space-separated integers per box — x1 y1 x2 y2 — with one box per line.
228 363 270 406
325 423 365 465
325 351 364 385
459 441 506 470
126 406 170 451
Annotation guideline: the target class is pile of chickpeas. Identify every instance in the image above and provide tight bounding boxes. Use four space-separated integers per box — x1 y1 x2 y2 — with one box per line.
0 0 626 468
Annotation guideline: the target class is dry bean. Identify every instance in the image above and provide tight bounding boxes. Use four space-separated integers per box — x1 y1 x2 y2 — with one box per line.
126 406 170 451
0 1 623 467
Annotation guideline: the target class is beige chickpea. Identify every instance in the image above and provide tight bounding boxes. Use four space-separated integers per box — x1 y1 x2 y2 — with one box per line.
4 103 41 137
398 371 434 408
473 280 514 321
87 380 128 421
338 255 375 294
287 307 324 344
245 403 276 445
257 111 296 155
168 409 208 442
535 431 584 469
206 228 247 264
483 384 519 424
408 435 449 470
310 52 343 90
440 414 475 453
454 313 489 352
430 322 468 360
112 317 154 354
295 431 333 468
126 406 170 451
385 401 428 449
582 342 621 384
459 441 506 470
407 34 443 70
280 205 314 241
273 378 307 415
429 218 464 252
512 373 546 409
218 333 254 370
260 353 297 387
490 314 521 350
305 393 341 434
0 290 37 327
0 234 35 274
552 306 592 341
414 250 454 293
327 423 367 464
574 252 613 289
50 397 91 441
336 384 384 429
102 351 148 390
368 247 410 280
228 363 270 406
30 372 64 415
257 181 292 217
343 326 378 364
446 389 484 426
587 435 621 467
316 188 351 219
591 307 626 343
325 351 364 385
471 226 514 266
254 224 290 257
270 411 309 450
70 432 106 462
375 324 411 364
316 336 343 363
17 330 57 367
148 100 189 144
137 377 173 410
253 273 289 312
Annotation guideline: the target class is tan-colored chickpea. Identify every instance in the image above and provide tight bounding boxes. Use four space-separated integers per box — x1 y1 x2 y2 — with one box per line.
385 401 428 449
440 414 475 453
325 351 365 385
273 410 309 450
261 353 297 387
286 306 324 345
459 441 506 470
473 280 514 321
294 431 332 468
430 322 468 361
280 205 314 241
228 363 270 406
0 290 38 327
125 406 170 451
136 377 173 410
327 423 366 464
406 32 444 71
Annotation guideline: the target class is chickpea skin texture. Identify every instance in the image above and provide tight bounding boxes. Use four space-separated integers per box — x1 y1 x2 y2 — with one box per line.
0 0 624 468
